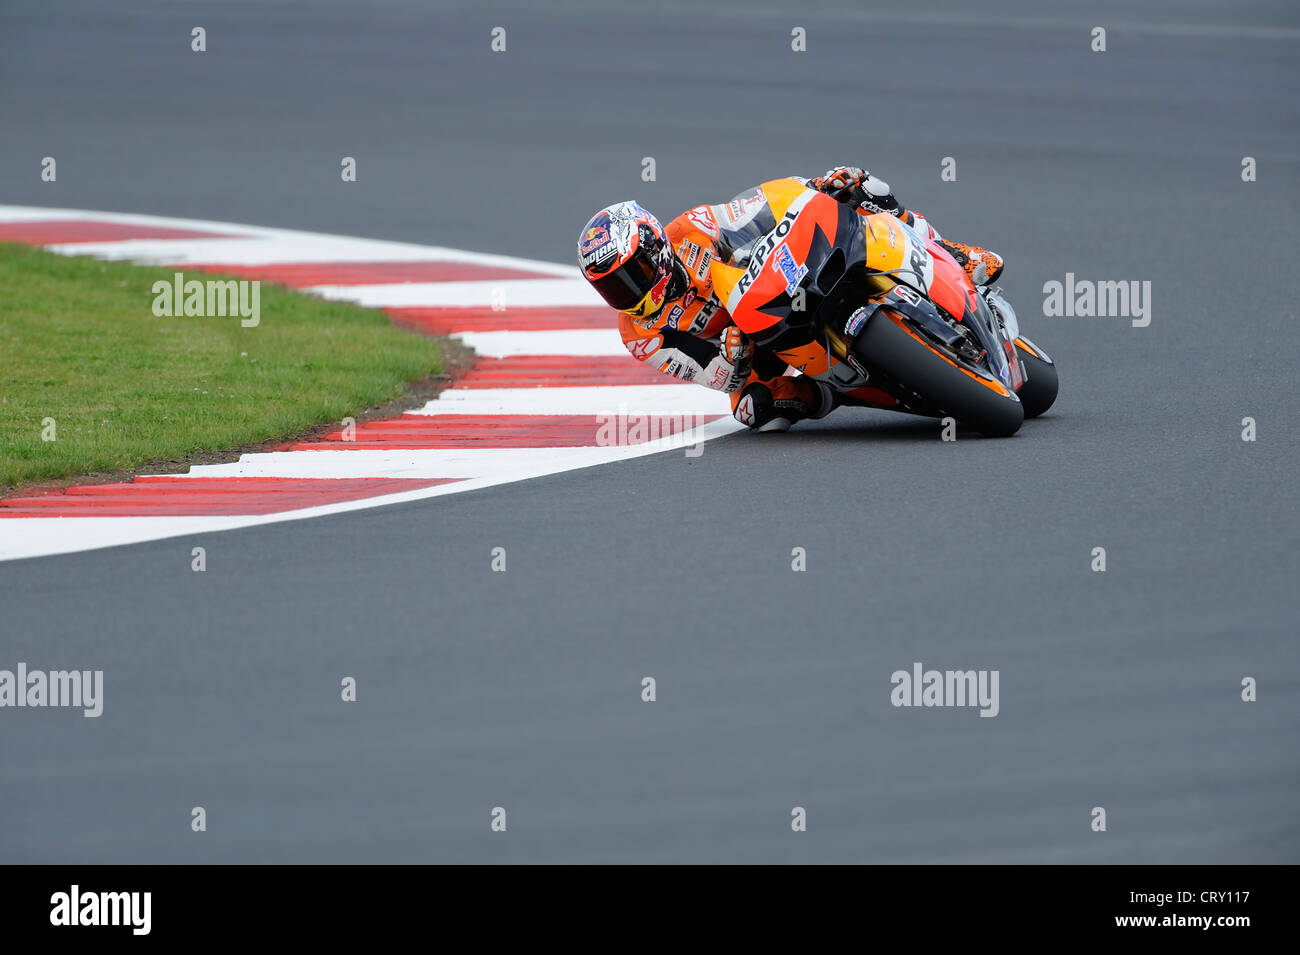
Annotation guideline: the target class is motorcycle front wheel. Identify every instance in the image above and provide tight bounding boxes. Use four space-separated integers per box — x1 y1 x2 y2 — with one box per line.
1013 337 1058 419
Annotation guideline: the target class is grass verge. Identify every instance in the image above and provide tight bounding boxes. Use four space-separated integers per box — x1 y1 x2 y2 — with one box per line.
0 243 443 491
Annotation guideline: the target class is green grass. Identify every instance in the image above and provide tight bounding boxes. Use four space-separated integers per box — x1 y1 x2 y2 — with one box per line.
0 242 442 489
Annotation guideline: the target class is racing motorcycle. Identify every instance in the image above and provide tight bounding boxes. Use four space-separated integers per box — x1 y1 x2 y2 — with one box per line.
710 183 1058 436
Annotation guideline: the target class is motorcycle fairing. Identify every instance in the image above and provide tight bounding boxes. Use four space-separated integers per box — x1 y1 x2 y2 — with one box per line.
710 183 1026 391
716 190 854 334
710 177 819 266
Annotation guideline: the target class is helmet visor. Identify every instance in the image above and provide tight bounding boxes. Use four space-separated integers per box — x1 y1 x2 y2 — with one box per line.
589 244 665 312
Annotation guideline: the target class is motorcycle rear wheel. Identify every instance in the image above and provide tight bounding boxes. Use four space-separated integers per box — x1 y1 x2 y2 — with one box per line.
855 309 1024 437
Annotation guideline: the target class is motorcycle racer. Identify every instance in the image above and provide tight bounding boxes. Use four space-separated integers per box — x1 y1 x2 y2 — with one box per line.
577 167 1006 431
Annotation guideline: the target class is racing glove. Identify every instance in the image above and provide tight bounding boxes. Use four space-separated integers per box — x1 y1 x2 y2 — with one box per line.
811 166 905 217
810 165 868 200
701 326 753 393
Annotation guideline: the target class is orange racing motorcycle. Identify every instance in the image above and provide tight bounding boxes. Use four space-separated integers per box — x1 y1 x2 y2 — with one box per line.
710 180 1058 436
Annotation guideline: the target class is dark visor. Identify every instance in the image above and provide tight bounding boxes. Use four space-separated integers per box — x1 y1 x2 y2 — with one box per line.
590 244 662 311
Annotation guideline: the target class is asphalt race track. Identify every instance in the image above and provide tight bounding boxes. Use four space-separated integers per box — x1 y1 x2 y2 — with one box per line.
1 0 1298 862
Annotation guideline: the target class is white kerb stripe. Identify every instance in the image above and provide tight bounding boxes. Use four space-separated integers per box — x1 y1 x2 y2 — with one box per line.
413 385 732 416
454 330 626 358
304 278 602 309
178 441 733 480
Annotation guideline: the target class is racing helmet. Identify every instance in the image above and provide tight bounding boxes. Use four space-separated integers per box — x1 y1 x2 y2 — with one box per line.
577 201 686 319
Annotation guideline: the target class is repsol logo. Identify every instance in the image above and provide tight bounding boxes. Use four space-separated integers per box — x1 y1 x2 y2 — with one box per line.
909 243 928 278
737 211 797 294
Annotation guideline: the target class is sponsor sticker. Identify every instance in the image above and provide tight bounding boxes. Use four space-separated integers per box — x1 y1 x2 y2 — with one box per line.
628 335 661 360
771 244 808 295
694 248 712 280
686 207 719 238
627 271 671 318
682 241 702 271
686 299 717 333
892 284 921 306
579 224 608 255
736 210 797 294
724 188 767 228
661 359 697 382
845 306 869 336
735 393 756 425
580 243 617 269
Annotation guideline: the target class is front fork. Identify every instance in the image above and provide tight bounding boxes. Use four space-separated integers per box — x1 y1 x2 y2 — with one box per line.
980 286 1030 389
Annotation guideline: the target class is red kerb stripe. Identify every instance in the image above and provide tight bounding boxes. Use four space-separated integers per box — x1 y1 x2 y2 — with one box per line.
387 306 619 334
284 413 723 449
455 355 671 388
182 260 557 287
0 220 241 244
0 477 463 517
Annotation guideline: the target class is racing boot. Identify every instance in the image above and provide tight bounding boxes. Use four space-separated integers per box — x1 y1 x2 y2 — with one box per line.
935 239 1004 287
732 376 839 432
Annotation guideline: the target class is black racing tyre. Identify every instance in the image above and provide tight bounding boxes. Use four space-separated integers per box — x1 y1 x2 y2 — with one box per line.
1014 338 1058 418
855 309 1024 437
